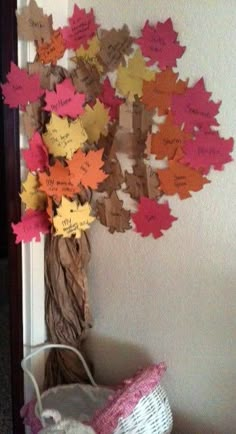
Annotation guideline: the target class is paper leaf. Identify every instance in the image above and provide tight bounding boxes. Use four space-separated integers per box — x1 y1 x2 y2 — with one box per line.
22 102 42 139
16 0 53 43
96 191 131 234
113 128 147 159
132 198 177 238
37 29 66 65
182 130 234 174
119 99 153 135
157 160 210 199
28 62 69 91
44 79 85 119
125 160 161 201
71 36 103 74
97 158 124 194
81 99 110 144
43 113 87 159
172 78 221 132
151 113 191 160
116 49 155 101
98 25 133 72
53 196 95 238
22 132 48 172
20 173 46 211
61 5 99 50
12 210 50 244
46 196 54 223
68 149 107 190
142 69 188 115
99 78 124 121
71 59 101 102
39 160 78 203
1 62 44 110
136 18 185 69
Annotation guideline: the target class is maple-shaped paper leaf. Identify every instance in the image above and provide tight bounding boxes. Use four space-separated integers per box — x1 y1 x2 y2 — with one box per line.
151 113 191 160
53 196 95 238
142 69 188 115
28 62 69 91
119 99 154 135
12 209 50 244
37 29 66 65
157 160 210 199
68 149 108 191
1 62 44 110
125 160 161 201
43 113 87 159
71 36 103 74
113 128 147 160
71 59 101 102
99 78 124 121
22 132 48 172
44 78 85 119
16 0 53 43
132 197 177 239
182 130 234 174
39 160 78 203
81 99 110 143
20 172 46 211
97 191 131 234
98 25 133 72
172 78 221 132
116 49 155 101
136 18 185 69
22 102 42 139
97 158 124 194
46 196 54 224
61 5 99 50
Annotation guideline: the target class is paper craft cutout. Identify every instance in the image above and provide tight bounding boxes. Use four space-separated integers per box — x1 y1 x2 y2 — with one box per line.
182 130 234 174
22 132 48 172
71 59 101 101
119 99 153 135
39 160 78 203
81 99 109 143
20 173 46 210
125 160 161 201
172 78 221 132
116 49 155 101
157 160 210 199
16 0 53 44
44 79 85 119
96 122 118 161
99 78 124 121
68 149 107 190
22 102 42 139
61 5 98 50
132 198 177 238
1 62 44 110
98 25 133 72
53 196 95 238
46 196 54 223
37 29 65 65
151 113 191 160
12 209 50 244
43 113 87 159
96 192 131 234
28 62 70 91
71 36 103 74
113 129 147 159
97 158 124 194
137 18 185 69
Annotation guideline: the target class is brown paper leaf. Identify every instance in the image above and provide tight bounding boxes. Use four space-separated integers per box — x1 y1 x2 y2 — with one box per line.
113 128 147 159
96 122 118 161
125 160 161 201
16 0 53 44
97 158 124 194
28 62 70 91
96 191 131 234
119 99 153 135
22 102 42 139
71 59 101 102
98 25 133 72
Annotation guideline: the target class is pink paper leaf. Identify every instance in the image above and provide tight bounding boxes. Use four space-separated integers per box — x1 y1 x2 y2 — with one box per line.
1 62 44 110
132 197 177 239
22 132 48 172
182 130 234 174
61 5 99 50
12 210 50 244
44 78 85 118
171 78 221 132
136 18 185 69
99 78 124 121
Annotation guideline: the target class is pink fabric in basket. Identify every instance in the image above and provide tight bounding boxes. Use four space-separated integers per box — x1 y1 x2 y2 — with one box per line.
21 399 42 434
91 362 166 434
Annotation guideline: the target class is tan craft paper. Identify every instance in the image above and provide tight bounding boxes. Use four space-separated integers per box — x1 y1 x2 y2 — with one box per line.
96 191 131 233
16 0 53 44
119 99 153 135
97 158 124 194
22 102 42 139
98 25 133 72
71 59 101 101
125 160 161 201
71 36 103 74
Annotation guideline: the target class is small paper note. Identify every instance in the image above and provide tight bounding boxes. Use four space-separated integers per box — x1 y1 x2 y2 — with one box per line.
68 149 107 190
22 131 48 172
125 160 161 201
39 160 78 203
12 209 50 244
37 29 66 65
16 0 53 43
43 113 87 159
71 36 103 74
96 191 131 234
44 79 85 119
98 25 133 72
20 172 46 211
61 5 98 50
71 59 101 101
99 78 124 121
81 99 110 143
132 198 177 238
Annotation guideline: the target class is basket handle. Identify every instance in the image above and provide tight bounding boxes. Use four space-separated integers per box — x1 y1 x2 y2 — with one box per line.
21 343 97 422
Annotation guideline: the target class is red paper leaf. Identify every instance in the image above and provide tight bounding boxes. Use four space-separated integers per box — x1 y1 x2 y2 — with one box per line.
171 78 221 132
39 160 78 203
182 130 234 174
61 5 99 50
12 209 50 244
132 197 177 239
99 78 124 121
136 18 185 69
44 78 85 119
1 62 44 110
68 148 108 190
22 132 48 172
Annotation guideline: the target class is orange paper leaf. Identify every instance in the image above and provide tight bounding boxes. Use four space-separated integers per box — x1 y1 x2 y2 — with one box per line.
39 160 78 203
37 29 66 65
68 149 108 190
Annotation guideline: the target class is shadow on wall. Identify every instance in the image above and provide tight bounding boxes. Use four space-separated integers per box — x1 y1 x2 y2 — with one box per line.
173 411 223 434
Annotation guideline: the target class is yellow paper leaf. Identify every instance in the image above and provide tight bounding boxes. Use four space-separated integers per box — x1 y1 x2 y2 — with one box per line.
81 99 110 144
20 172 46 210
53 196 95 238
116 49 155 101
43 113 88 159
71 36 103 74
